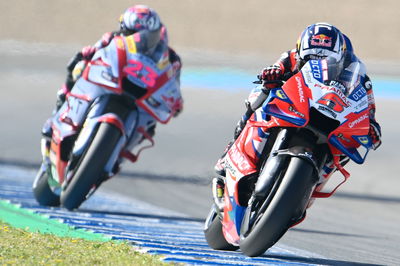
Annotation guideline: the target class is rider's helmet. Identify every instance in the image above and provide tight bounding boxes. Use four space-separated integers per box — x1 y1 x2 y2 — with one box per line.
119 5 162 35
119 5 163 52
296 22 346 68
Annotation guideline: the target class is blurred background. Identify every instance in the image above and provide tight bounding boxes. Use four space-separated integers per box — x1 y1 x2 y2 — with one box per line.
1 1 400 263
1 0 399 193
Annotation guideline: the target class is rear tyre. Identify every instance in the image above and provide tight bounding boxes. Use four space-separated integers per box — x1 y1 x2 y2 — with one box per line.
60 123 121 210
32 167 60 207
204 205 239 251
240 157 315 257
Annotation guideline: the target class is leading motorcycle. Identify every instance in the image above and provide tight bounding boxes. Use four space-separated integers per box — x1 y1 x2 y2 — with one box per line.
204 57 373 256
33 34 182 210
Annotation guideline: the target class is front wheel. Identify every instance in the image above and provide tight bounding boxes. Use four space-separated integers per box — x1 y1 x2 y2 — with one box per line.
240 157 315 257
60 123 122 210
32 165 60 207
204 205 239 251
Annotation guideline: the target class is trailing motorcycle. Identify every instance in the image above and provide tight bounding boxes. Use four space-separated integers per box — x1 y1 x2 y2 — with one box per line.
204 57 373 256
33 34 182 210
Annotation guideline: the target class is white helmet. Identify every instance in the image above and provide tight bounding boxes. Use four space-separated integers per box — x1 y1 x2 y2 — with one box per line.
296 22 346 63
119 5 161 34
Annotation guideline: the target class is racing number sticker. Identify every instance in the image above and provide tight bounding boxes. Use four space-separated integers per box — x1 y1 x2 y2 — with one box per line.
318 92 349 113
124 59 158 87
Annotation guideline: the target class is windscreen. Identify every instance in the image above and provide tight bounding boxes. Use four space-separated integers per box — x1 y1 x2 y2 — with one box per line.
323 56 363 96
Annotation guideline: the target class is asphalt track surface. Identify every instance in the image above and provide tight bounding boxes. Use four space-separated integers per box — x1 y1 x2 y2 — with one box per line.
1 42 400 265
1 165 344 265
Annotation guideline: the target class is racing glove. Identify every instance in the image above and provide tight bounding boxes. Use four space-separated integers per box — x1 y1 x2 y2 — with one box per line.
81 45 96 60
260 65 283 89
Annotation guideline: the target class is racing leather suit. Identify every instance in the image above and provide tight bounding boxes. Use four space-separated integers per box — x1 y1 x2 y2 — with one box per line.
215 43 381 177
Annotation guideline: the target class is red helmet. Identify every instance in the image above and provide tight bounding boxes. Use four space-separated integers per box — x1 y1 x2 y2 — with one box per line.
119 5 161 34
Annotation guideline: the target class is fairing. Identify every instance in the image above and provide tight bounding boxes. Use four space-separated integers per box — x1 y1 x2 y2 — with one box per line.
221 56 372 245
47 34 181 185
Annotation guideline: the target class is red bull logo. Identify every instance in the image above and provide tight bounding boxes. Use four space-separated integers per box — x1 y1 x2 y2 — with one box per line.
311 34 332 47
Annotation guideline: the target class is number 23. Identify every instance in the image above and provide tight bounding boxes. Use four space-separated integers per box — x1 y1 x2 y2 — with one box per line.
124 59 157 87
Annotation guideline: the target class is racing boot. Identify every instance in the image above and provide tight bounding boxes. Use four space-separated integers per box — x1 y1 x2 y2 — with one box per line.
40 119 52 166
214 140 234 176
212 175 226 212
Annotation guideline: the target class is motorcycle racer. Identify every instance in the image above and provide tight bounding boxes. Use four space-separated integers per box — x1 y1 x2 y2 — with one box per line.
56 5 182 112
41 4 182 172
215 22 381 178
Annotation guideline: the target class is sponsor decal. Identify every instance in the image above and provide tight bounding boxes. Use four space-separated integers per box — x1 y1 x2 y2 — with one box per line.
310 60 322 80
228 144 252 172
354 99 368 110
318 105 337 118
348 113 369 128
115 38 125 50
337 133 351 143
358 136 370 145
288 105 305 118
311 34 332 47
328 80 346 92
225 161 237 176
349 85 367 101
295 76 306 103
276 89 288 100
126 35 137 53
304 70 313 85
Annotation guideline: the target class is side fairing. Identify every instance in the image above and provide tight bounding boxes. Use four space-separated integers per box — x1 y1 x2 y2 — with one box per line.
301 60 371 163
123 36 182 124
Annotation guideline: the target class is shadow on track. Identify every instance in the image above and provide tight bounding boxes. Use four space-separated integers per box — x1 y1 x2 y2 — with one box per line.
261 254 383 266
291 227 380 239
1 158 400 204
77 208 205 223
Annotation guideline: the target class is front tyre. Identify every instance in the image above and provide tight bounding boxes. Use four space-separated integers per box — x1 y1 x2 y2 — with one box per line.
32 165 60 207
240 157 315 257
204 205 239 251
60 123 121 210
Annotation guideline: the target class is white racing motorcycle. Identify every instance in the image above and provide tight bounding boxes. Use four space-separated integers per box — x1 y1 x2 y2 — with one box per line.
33 34 182 210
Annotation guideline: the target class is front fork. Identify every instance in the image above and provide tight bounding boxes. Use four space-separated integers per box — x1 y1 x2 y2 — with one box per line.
249 128 321 216
253 128 294 198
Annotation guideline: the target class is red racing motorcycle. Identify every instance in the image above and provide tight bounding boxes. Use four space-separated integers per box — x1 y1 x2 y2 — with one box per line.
204 57 373 256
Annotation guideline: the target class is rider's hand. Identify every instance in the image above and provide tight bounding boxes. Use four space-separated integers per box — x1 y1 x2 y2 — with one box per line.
81 45 96 60
101 32 113 46
259 65 283 89
261 65 283 81
369 120 382 150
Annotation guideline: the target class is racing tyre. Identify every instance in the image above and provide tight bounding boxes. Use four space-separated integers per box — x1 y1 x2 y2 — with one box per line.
240 157 315 257
204 205 239 251
32 166 60 207
60 123 121 210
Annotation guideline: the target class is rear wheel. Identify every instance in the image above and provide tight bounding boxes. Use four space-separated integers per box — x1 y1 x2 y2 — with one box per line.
32 166 60 207
204 205 239 251
240 157 315 257
60 123 121 210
